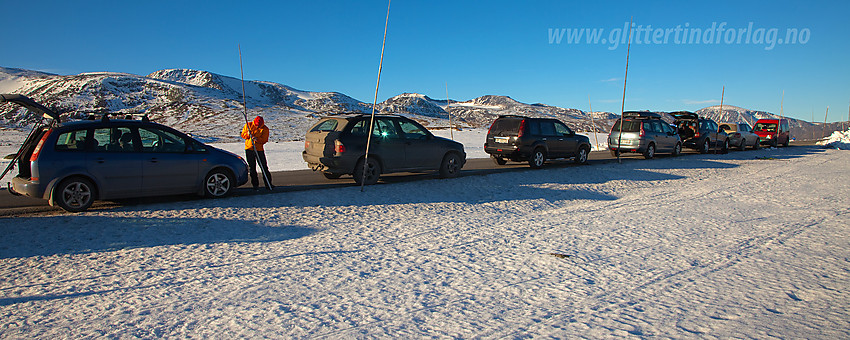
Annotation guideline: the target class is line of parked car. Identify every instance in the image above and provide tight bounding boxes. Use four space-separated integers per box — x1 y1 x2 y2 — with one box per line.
1 94 792 212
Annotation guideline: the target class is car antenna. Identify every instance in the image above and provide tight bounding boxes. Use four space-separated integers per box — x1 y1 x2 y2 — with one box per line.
238 44 272 190
360 0 391 192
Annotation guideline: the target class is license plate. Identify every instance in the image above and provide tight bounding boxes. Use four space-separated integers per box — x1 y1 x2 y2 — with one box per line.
494 137 509 143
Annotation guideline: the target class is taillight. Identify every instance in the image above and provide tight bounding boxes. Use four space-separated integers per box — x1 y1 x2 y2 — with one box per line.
694 131 700 138
517 119 526 138
30 130 51 162
735 133 741 138
305 141 310 149
334 140 345 154
639 124 645 137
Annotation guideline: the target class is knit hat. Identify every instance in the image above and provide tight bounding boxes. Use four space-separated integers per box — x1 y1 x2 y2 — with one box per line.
253 116 264 126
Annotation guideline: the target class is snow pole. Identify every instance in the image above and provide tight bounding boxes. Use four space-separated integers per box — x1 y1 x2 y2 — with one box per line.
587 95 599 150
616 17 633 164
360 0 391 192
779 90 784 146
446 82 454 140
823 106 829 140
716 86 724 154
239 44 272 190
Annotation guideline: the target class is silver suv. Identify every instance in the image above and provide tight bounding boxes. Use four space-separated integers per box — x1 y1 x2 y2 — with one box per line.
608 111 682 159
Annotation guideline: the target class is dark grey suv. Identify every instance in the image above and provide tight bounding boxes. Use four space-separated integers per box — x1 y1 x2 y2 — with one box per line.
671 111 729 153
2 94 249 212
608 111 682 159
484 115 591 168
302 114 466 185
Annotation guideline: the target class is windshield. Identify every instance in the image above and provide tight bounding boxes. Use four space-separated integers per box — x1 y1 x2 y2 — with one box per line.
753 122 777 132
611 119 642 133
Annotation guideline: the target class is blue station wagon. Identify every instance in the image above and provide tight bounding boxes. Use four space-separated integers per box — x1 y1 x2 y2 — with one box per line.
2 94 249 212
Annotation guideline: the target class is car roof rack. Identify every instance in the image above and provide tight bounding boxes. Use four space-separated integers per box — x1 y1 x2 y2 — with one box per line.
622 111 661 119
71 112 151 122
497 114 528 119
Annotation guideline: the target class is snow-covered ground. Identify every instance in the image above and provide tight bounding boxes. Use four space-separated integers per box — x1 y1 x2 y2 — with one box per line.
1 143 848 338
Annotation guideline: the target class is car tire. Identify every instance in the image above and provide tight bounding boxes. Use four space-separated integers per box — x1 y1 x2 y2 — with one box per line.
783 139 789 147
491 155 507 166
353 157 381 186
574 146 589 164
322 172 342 180
643 143 656 159
752 140 759 150
610 149 620 158
55 177 95 212
722 139 730 153
439 152 463 178
672 142 682 157
204 169 234 198
529 148 546 169
739 139 747 151
700 138 710 154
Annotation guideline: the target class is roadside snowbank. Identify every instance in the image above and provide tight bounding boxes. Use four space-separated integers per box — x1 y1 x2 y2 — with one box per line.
1 146 848 338
817 128 850 149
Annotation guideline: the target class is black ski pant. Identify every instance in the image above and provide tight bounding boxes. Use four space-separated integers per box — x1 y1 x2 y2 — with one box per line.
245 149 273 188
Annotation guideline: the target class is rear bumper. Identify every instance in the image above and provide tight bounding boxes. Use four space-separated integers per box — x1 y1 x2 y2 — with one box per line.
302 152 352 175
484 145 528 160
608 139 647 153
11 176 47 200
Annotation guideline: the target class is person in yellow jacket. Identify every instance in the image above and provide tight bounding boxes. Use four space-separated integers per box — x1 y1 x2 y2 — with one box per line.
241 115 273 190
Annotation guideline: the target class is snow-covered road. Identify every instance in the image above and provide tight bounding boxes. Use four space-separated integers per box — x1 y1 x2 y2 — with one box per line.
1 146 848 338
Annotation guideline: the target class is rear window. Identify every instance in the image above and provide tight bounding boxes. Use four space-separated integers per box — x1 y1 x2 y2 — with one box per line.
611 119 642 132
310 119 340 132
489 118 523 135
54 129 89 151
753 122 777 132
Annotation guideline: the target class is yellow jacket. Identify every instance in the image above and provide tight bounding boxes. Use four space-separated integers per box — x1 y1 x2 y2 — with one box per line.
242 122 270 151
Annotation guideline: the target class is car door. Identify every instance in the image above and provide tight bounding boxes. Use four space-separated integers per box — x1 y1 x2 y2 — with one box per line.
397 118 441 169
368 118 407 171
139 126 200 196
87 125 143 198
554 121 578 157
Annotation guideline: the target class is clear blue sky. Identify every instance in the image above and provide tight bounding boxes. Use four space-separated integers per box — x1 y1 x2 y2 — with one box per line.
2 0 848 122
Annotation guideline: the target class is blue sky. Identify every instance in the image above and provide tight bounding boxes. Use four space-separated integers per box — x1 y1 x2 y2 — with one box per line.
2 0 848 122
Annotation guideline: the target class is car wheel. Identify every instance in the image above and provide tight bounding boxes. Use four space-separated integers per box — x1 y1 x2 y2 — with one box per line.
55 177 95 212
643 143 656 159
439 152 463 178
322 172 342 179
672 142 682 156
610 149 620 158
700 138 710 154
353 157 381 185
204 169 234 198
529 148 546 169
491 155 507 166
752 140 759 150
739 139 747 151
722 139 730 153
783 139 789 147
574 146 589 164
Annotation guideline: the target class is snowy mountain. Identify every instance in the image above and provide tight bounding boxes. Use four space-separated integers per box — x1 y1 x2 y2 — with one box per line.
0 67 618 141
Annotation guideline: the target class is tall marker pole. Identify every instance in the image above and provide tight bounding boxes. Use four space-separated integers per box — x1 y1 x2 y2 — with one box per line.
779 90 785 147
361 0 391 192
587 95 599 150
822 106 829 140
716 86 725 154
446 82 454 140
616 17 634 164
239 45 272 190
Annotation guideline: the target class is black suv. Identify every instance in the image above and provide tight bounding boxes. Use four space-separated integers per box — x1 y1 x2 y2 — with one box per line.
484 115 591 168
671 111 729 153
302 114 466 185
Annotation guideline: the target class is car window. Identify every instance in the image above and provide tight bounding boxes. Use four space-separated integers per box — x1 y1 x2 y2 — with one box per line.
139 127 186 153
93 126 136 152
554 122 572 136
540 121 557 136
311 119 339 132
373 118 401 139
489 118 522 135
398 119 429 140
526 120 540 136
54 129 89 152
739 123 751 132
612 119 641 132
